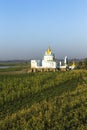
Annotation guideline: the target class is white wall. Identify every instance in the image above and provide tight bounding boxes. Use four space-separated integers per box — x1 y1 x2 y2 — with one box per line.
43 55 54 61
42 60 56 68
31 60 37 68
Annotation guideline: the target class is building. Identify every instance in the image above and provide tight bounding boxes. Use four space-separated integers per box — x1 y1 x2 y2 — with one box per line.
31 47 57 69
58 56 68 70
31 47 76 71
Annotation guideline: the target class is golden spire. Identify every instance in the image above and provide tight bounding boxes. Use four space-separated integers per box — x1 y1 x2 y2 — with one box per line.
72 61 75 66
47 47 51 54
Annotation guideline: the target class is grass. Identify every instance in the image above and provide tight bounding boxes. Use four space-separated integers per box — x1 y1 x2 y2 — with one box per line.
0 69 87 130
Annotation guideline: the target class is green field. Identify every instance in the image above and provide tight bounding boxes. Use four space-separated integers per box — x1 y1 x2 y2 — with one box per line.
0 61 30 73
0 70 87 130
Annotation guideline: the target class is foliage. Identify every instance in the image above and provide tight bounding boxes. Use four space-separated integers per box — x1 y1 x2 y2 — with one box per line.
0 70 87 130
77 58 87 69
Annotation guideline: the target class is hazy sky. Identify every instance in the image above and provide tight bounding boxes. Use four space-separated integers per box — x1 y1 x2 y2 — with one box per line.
0 0 87 60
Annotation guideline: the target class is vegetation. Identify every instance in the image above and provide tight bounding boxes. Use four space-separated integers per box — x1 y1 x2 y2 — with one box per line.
0 70 87 130
0 61 30 73
77 58 87 69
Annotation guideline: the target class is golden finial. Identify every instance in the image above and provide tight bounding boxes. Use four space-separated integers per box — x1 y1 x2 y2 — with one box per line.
72 61 75 66
47 47 51 54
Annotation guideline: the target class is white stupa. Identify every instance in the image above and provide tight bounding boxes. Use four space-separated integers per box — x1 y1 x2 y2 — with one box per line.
30 47 74 70
42 47 56 68
31 47 56 68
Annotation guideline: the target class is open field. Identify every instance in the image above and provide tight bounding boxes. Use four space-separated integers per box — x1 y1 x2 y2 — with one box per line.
0 61 30 74
0 69 87 130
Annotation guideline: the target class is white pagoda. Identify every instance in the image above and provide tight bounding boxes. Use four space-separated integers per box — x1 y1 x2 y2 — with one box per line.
30 47 75 70
42 47 56 68
31 47 57 68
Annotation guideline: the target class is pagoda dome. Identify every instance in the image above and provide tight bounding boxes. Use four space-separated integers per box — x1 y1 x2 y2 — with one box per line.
47 47 51 55
45 47 54 56
44 47 55 61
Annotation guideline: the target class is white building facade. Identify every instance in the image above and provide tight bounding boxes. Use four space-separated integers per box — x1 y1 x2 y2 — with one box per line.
31 47 76 70
31 48 57 68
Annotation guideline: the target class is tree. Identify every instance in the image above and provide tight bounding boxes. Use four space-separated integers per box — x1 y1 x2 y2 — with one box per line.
84 58 87 69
